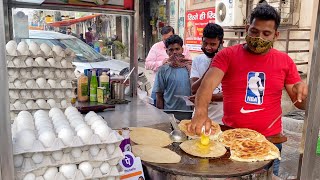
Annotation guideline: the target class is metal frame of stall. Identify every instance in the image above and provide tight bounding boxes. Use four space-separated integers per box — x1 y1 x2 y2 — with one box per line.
0 0 139 179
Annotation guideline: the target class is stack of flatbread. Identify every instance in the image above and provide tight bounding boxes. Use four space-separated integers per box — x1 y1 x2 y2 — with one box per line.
130 127 181 164
218 128 280 162
178 120 222 140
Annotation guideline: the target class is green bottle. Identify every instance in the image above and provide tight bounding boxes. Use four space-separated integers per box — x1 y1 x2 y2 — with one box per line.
317 137 320 156
90 70 98 102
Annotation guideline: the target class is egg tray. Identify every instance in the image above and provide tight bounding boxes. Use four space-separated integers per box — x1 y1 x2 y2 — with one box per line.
16 162 123 180
9 82 74 90
12 130 124 155
7 60 75 70
9 89 76 101
6 50 75 61
15 146 123 173
8 71 75 83
10 103 66 111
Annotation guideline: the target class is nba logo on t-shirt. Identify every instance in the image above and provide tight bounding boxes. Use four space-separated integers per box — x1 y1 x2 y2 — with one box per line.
245 72 266 105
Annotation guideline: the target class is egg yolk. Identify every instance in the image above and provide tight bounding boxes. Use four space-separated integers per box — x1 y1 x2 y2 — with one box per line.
200 134 210 146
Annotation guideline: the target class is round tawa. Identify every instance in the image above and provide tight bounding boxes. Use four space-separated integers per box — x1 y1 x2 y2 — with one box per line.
132 145 181 164
179 139 227 158
130 127 173 147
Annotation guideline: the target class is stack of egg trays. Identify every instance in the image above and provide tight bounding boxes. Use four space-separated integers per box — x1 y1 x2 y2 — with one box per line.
6 43 76 122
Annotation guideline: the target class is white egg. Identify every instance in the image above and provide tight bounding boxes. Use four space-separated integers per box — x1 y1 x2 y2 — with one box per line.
20 90 29 98
47 58 56 67
54 69 61 77
13 155 24 167
36 77 47 88
47 79 56 88
61 59 68 67
43 167 58 180
65 106 78 115
49 107 63 117
34 110 47 118
61 100 68 108
8 69 17 76
40 43 52 56
71 147 82 158
32 90 41 98
32 152 44 164
43 90 52 97
51 150 63 161
13 100 22 109
43 68 51 76
35 57 46 66
20 69 28 76
106 144 116 155
13 57 21 66
89 145 100 157
59 164 77 179
106 177 116 180
54 90 62 97
75 123 88 132
79 162 93 177
77 127 93 144
65 89 72 97
31 68 39 77
26 79 36 88
36 99 48 109
39 131 56 148
100 162 111 174
66 70 74 77
60 71 66 78
47 99 56 108
26 100 35 109
94 126 110 141
29 41 40 56
13 79 21 88
23 173 36 180
17 41 30 55
60 80 67 87
17 111 33 119
9 90 17 98
16 130 36 150
25 57 34 67
6 40 17 56
84 111 96 122
58 128 74 146
52 45 65 56
91 120 106 130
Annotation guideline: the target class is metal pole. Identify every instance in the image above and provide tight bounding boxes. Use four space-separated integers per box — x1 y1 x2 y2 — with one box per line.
0 0 15 179
129 0 138 97
300 0 320 179
285 29 290 53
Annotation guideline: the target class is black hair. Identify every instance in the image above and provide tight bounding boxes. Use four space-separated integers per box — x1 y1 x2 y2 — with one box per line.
161 26 175 35
88 27 92 31
67 27 71 30
80 33 84 37
165 35 183 48
203 23 224 42
250 4 281 29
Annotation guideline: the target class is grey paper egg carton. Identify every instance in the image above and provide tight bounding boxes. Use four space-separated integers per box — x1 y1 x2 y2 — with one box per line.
15 145 123 173
16 161 123 180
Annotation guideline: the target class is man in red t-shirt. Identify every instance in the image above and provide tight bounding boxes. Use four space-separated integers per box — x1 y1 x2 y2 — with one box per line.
189 4 308 176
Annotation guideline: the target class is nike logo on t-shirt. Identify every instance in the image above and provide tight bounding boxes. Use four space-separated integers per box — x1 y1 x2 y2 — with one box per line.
240 107 264 114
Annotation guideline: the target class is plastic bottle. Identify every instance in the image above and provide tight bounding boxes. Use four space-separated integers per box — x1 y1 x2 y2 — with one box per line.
90 70 98 102
77 73 89 102
119 127 131 152
99 72 110 99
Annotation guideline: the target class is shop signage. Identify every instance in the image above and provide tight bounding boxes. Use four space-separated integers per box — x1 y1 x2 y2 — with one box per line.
185 8 215 52
119 151 145 180
43 0 134 10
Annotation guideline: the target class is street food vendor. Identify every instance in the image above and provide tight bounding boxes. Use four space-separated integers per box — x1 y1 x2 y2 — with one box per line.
188 4 308 176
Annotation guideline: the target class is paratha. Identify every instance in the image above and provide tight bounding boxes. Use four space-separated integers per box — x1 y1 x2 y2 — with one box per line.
132 145 181 163
129 127 172 147
180 139 227 158
218 128 265 147
178 120 222 140
230 139 280 162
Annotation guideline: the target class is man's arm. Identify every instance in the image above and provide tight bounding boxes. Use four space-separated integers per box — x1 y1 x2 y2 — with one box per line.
285 82 308 110
156 93 164 109
145 45 164 71
189 67 225 135
190 77 201 95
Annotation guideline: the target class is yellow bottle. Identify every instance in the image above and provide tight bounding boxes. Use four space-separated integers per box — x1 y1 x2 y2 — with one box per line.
77 73 89 102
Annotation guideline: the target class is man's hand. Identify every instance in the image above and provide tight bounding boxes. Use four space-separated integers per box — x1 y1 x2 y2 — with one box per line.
188 114 212 135
292 82 308 102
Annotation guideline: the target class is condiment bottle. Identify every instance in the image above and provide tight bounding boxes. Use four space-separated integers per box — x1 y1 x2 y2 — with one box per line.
99 72 110 99
77 73 89 102
90 70 98 102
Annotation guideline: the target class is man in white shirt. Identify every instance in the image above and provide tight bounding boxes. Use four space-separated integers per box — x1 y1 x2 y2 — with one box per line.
189 23 224 124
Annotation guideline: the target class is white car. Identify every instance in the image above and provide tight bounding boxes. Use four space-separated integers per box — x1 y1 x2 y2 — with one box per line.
20 30 150 91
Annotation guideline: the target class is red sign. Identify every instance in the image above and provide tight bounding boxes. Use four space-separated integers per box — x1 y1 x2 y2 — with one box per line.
185 8 215 52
